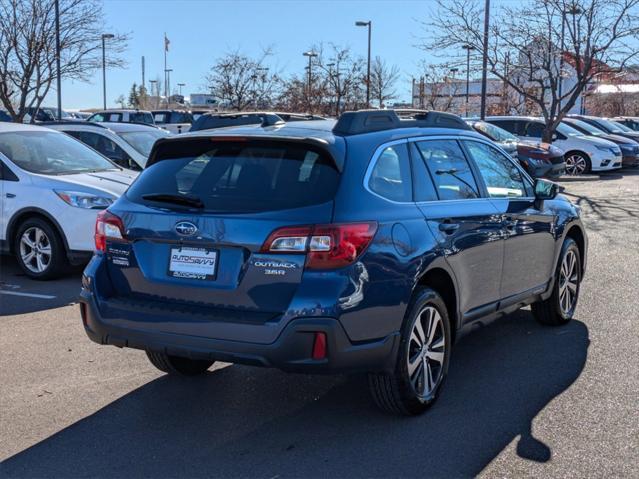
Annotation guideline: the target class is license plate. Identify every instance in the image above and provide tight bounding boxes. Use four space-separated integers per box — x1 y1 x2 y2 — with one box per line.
168 247 217 280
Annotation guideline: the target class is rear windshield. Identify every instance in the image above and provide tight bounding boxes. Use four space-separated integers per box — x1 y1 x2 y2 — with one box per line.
126 140 339 213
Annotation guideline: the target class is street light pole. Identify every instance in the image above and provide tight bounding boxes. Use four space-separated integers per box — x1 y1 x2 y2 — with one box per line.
462 44 474 116
164 69 173 107
149 79 158 108
177 83 185 97
303 51 318 113
558 6 582 109
101 33 114 110
480 0 490 120
356 21 372 108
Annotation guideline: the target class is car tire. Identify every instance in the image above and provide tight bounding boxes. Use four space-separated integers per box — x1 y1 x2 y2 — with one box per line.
368 287 452 415
146 351 214 376
13 217 68 280
564 152 591 175
532 238 581 326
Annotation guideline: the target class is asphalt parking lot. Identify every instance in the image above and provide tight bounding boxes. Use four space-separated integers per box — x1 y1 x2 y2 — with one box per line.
1 170 638 478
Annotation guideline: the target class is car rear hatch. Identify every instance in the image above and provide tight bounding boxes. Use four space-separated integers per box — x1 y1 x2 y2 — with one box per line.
97 137 342 342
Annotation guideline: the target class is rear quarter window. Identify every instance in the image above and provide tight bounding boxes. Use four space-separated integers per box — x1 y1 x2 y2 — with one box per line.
127 140 340 213
368 143 412 202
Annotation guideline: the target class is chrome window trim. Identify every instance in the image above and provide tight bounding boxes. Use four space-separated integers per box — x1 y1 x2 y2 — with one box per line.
362 138 412 205
362 134 537 205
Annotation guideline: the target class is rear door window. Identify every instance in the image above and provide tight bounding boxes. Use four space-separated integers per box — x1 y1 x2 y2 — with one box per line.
127 140 340 213
415 140 479 200
490 120 520 135
525 122 544 138
130 112 154 124
153 113 169 124
368 143 412 202
108 113 122 122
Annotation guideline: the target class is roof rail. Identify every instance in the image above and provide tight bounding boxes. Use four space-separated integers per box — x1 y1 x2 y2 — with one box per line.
332 109 471 136
196 112 285 128
40 120 107 128
230 112 284 127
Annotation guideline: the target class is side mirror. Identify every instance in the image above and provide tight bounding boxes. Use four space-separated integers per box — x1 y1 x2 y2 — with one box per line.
551 133 558 141
534 179 558 200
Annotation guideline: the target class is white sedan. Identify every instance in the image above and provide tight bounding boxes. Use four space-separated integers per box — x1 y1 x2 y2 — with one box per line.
0 123 136 279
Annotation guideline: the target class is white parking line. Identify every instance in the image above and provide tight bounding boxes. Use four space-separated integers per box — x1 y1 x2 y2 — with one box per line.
0 290 56 299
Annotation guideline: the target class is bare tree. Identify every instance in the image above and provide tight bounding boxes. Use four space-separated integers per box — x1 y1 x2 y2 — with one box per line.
421 0 639 141
206 50 279 111
416 63 463 112
0 0 127 121
370 56 400 108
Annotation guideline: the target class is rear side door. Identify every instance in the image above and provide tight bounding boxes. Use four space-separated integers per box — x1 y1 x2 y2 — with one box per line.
462 139 556 299
411 139 504 320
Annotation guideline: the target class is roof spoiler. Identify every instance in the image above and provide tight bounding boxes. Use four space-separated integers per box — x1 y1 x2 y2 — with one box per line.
40 120 106 128
332 109 471 136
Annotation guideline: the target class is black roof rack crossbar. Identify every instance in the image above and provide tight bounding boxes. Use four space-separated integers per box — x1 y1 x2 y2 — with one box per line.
200 112 284 127
40 120 107 128
332 109 471 136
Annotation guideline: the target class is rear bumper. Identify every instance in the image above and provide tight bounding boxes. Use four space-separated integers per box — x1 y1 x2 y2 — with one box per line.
79 290 399 374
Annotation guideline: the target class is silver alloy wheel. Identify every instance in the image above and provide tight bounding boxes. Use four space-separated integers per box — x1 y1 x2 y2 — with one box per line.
19 227 52 274
559 250 579 315
407 305 446 398
565 154 587 175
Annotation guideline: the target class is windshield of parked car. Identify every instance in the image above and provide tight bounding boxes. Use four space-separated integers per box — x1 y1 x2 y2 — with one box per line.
472 121 518 143
556 122 582 137
607 120 634 133
117 129 170 161
0 131 119 175
564 119 604 136
592 118 627 134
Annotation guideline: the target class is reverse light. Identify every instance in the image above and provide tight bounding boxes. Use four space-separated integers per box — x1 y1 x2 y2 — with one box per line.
55 190 114 209
94 210 125 252
261 222 377 270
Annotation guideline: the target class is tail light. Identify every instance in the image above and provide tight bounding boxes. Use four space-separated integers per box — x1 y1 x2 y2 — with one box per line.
95 210 125 252
261 222 377 270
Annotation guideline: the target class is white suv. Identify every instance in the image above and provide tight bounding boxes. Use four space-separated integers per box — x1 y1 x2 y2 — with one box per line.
487 116 622 175
0 123 136 279
45 121 170 170
87 109 155 126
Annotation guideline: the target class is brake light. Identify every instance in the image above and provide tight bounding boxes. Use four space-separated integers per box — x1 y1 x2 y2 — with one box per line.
261 222 377 270
94 210 125 252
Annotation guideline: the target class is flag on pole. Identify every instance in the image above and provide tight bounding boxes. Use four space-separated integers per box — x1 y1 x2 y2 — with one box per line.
164 34 170 52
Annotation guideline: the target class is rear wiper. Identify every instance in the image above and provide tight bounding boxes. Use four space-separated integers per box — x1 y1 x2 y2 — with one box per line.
142 193 204 208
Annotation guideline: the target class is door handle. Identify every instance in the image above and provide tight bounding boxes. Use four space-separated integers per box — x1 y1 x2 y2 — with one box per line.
439 221 460 234
5 193 15 198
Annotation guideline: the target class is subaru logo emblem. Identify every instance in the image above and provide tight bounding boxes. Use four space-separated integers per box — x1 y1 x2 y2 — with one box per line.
175 221 197 236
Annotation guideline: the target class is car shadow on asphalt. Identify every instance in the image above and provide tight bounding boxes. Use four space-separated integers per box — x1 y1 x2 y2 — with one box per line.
1 311 589 478
0 256 82 316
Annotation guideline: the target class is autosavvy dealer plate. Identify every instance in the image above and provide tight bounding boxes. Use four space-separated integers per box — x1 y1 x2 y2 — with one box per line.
168 247 217 280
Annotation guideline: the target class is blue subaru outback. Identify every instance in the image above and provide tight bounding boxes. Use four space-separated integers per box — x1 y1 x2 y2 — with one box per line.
80 110 587 415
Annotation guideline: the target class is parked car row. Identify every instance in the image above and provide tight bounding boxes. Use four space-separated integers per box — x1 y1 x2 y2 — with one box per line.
483 115 639 175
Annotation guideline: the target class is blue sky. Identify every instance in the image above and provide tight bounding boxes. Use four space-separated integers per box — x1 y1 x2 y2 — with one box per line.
49 0 451 109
